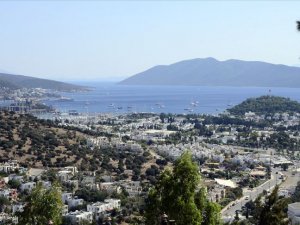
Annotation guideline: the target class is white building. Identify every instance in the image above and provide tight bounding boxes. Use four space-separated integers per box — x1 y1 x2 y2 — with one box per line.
0 160 19 173
120 181 142 197
64 211 93 225
0 189 17 200
64 167 78 175
288 202 300 225
20 182 36 192
68 197 84 210
57 171 73 182
62 192 73 204
42 181 51 189
62 205 69 216
104 199 121 209
87 202 109 220
99 182 121 194
12 204 24 214
87 199 120 220
278 189 290 198
0 212 18 224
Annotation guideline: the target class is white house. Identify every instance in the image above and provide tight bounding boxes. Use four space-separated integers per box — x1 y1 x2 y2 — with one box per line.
120 181 142 197
42 181 51 189
63 167 78 175
87 199 120 220
20 182 36 192
68 197 84 210
288 202 300 225
87 202 109 220
0 189 17 200
104 199 121 209
64 211 93 225
62 205 69 216
62 192 73 204
57 171 73 182
12 204 24 214
0 160 19 173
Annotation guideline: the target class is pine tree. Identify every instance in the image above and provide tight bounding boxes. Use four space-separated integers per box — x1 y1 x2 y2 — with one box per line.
18 182 63 225
145 151 222 225
257 186 290 225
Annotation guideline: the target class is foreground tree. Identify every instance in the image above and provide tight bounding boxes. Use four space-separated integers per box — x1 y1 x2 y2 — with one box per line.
257 186 290 225
145 151 221 225
241 186 291 225
18 182 63 225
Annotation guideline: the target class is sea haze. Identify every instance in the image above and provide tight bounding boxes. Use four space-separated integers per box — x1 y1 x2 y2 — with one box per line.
42 82 300 114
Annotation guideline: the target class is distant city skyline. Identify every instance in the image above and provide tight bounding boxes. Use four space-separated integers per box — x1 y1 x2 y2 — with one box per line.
0 1 300 81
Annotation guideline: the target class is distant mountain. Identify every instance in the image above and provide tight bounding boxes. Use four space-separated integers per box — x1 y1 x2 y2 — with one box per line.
120 58 300 88
0 73 88 91
228 95 300 115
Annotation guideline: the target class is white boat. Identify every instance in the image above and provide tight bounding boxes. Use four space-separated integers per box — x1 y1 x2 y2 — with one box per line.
55 96 74 102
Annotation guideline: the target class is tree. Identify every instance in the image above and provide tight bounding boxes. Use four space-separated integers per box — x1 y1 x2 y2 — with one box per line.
145 151 221 225
297 21 300 31
17 182 63 225
8 179 21 189
202 201 222 225
0 196 10 212
292 181 300 202
256 186 290 225
281 164 289 171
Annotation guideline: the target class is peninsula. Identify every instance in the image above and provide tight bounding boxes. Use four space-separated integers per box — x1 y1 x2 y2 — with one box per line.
120 58 300 88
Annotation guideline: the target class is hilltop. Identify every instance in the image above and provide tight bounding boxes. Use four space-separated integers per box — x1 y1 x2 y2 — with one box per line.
120 58 300 88
228 95 300 115
0 72 87 91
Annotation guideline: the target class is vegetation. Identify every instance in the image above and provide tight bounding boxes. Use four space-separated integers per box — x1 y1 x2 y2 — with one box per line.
145 152 221 225
232 186 291 225
0 196 10 212
17 182 63 225
219 187 243 208
0 111 167 185
228 95 300 115
291 181 300 202
0 73 87 92
75 187 108 203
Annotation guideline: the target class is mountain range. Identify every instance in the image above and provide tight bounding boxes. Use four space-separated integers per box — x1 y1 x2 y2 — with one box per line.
119 58 300 88
0 72 87 91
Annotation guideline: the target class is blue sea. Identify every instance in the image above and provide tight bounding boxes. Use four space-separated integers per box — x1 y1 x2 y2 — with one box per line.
41 82 300 115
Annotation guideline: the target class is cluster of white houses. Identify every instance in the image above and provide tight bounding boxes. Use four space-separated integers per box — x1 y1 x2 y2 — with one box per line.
0 162 123 224
64 198 121 224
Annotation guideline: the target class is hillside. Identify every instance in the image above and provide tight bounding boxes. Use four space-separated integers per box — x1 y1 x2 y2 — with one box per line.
120 58 300 88
0 112 88 168
0 112 156 180
228 95 300 115
0 73 87 91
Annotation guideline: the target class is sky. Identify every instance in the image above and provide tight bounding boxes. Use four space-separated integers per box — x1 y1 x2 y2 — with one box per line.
0 1 300 82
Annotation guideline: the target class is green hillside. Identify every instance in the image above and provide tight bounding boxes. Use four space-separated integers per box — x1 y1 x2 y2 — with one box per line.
0 73 87 91
228 95 300 115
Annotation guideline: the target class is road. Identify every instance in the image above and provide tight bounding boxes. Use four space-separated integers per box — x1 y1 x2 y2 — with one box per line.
221 166 298 221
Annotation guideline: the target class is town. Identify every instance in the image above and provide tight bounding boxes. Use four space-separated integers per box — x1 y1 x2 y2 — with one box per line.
0 96 300 224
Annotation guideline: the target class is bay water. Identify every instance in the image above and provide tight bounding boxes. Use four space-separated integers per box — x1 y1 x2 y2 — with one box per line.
41 82 300 115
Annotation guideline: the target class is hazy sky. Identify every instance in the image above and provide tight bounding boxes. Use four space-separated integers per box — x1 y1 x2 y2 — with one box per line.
0 1 300 81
